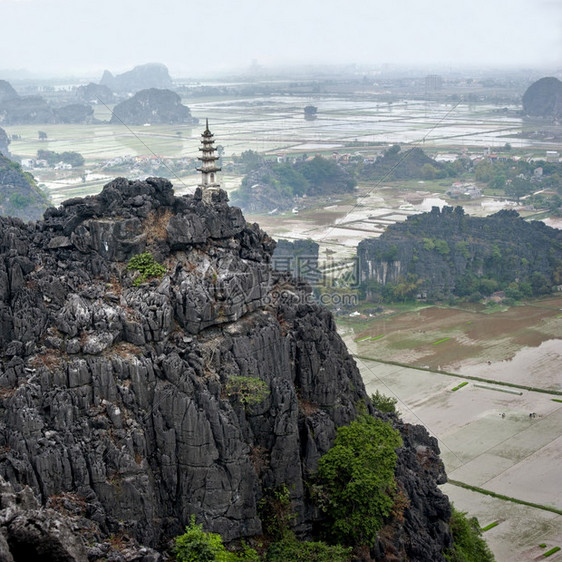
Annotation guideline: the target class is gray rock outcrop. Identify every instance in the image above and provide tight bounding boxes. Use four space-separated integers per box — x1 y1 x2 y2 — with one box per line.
0 177 452 559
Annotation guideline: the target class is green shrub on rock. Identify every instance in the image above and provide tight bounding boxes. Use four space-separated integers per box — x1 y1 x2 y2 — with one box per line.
312 415 402 547
445 507 495 562
174 516 258 562
127 252 166 286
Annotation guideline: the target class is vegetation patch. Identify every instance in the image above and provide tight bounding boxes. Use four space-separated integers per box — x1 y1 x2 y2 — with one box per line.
445 507 495 562
258 485 295 541
37 149 84 167
371 390 399 414
127 252 167 286
448 480 562 516
358 206 562 305
174 515 258 561
480 521 499 532
452 382 469 391
355 336 371 342
225 376 269 408
311 415 402 547
265 538 351 561
432 337 451 345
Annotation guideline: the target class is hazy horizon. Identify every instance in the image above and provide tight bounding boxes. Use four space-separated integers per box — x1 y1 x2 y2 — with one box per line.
1 0 561 79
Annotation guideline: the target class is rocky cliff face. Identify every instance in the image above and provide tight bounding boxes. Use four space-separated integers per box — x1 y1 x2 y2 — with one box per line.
358 206 562 300
0 178 451 560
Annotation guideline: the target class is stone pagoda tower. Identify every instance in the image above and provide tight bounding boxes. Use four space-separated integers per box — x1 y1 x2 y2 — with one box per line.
197 119 221 203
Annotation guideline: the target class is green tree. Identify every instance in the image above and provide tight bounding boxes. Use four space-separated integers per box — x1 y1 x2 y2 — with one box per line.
298 156 356 193
174 516 258 562
434 239 450 255
505 177 533 200
235 150 264 173
174 515 232 562
266 539 351 561
313 415 402 547
127 252 167 286
60 151 85 167
475 160 494 182
445 508 495 562
259 485 295 541
371 390 398 414
421 163 438 180
488 174 506 191
225 376 269 408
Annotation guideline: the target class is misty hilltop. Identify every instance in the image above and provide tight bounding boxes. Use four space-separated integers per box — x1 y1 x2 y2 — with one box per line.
522 76 562 120
0 79 93 125
100 63 173 93
110 88 198 126
75 82 115 105
358 206 562 302
0 81 18 104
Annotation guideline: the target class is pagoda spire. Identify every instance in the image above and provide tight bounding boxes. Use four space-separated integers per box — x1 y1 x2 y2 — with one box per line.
196 119 221 202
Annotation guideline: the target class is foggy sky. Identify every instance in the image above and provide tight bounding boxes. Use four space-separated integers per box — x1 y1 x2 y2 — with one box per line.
1 0 561 77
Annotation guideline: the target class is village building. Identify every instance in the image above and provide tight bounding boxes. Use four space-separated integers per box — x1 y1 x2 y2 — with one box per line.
447 182 482 199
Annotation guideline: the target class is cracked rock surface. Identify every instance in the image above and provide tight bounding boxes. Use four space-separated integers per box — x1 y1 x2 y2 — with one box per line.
0 177 451 559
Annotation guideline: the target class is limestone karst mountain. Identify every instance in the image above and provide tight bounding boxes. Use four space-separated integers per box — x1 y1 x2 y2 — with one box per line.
0 79 93 125
111 89 198 126
358 206 562 301
100 63 173 94
522 76 562 120
0 177 452 559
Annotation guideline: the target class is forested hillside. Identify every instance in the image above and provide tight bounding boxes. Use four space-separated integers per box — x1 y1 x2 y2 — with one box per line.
231 154 356 212
358 206 562 302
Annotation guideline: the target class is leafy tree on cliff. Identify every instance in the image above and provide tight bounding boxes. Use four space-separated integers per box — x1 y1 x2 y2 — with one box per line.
312 415 402 547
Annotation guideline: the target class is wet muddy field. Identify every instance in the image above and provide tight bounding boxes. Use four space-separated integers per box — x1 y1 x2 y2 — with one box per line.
342 297 562 562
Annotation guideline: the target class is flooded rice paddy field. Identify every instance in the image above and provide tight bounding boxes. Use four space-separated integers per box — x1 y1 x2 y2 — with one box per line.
346 297 562 389
341 297 562 561
188 97 542 153
7 92 559 206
